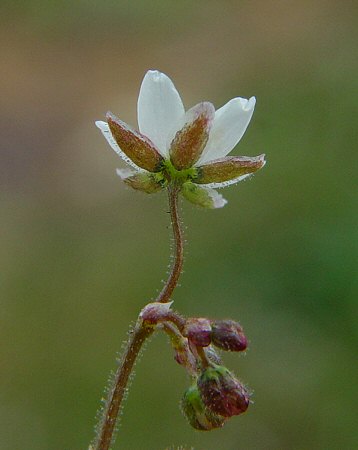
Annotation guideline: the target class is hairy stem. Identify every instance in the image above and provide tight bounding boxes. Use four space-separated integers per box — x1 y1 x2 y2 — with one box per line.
91 186 184 450
157 185 184 303
92 323 154 450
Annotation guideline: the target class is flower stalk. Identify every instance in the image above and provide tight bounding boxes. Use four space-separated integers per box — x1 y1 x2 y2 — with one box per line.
157 184 184 303
91 184 185 450
92 322 154 450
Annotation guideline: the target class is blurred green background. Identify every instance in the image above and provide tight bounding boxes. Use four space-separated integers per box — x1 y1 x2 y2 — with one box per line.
1 1 357 449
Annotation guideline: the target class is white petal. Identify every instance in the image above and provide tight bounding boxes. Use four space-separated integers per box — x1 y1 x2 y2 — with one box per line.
182 182 228 209
198 173 253 189
205 187 228 208
95 120 142 171
116 167 137 180
197 96 256 165
137 70 185 157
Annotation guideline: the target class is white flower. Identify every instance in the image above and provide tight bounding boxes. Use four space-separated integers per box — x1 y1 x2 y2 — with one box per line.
96 70 265 209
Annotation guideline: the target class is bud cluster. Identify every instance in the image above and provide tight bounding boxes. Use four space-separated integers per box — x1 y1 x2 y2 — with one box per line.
183 318 248 352
140 303 250 430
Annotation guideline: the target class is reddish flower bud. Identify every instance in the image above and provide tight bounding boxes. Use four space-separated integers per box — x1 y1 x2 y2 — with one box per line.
107 112 164 172
198 365 250 417
211 320 247 352
139 302 173 325
181 384 226 431
183 318 212 347
162 322 199 375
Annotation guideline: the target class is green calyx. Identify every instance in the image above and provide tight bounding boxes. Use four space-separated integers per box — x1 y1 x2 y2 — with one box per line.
122 159 202 196
124 172 166 193
181 384 226 431
181 182 216 208
161 159 199 185
200 364 229 381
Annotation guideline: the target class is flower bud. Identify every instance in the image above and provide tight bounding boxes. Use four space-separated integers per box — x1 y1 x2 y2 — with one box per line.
211 320 247 352
139 301 173 325
181 384 226 431
198 365 250 417
183 318 212 347
173 342 194 368
164 325 198 375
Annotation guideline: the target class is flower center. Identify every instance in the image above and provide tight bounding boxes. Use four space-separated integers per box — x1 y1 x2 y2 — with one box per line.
155 159 199 187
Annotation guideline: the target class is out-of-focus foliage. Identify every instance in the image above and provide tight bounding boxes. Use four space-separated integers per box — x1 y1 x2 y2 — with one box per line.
1 1 357 449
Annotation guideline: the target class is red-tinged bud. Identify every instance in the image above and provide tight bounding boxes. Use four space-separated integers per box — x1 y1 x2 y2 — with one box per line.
211 320 247 352
183 318 212 347
163 323 198 375
196 154 266 185
107 112 164 172
181 384 226 431
139 302 173 325
198 365 250 417
172 338 198 375
122 172 164 193
170 102 215 170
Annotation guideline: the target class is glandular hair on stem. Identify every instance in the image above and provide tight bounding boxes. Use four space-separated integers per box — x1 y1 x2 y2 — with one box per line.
92 326 152 450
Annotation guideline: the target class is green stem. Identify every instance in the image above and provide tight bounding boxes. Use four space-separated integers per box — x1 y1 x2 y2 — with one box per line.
91 186 184 450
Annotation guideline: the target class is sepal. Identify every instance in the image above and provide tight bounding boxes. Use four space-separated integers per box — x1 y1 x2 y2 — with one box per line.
181 384 226 431
196 154 266 186
107 112 164 172
118 170 165 193
181 182 227 209
170 102 215 170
